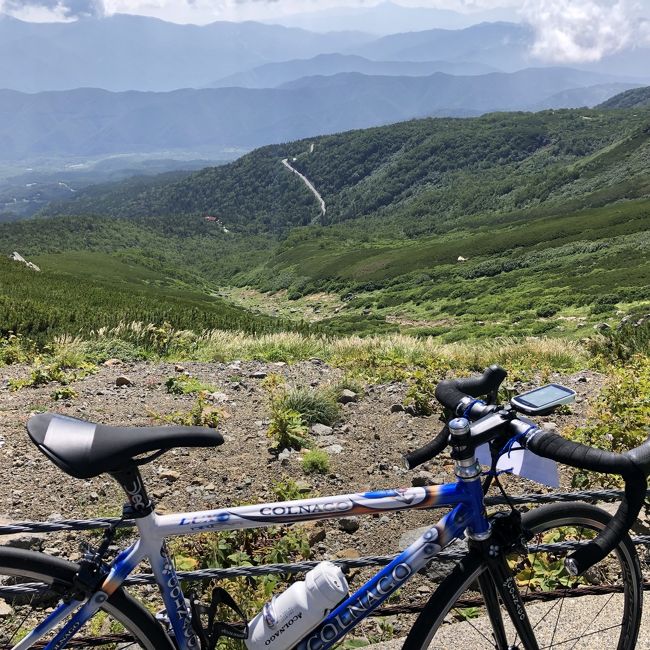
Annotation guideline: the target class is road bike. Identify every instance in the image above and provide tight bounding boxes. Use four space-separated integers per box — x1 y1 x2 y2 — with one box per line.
1 365 649 649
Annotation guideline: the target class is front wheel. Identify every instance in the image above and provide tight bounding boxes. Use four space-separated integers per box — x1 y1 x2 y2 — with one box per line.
0 547 174 649
404 502 643 650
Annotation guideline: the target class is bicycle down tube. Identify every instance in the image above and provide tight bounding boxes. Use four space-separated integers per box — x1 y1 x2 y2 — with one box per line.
21 481 488 650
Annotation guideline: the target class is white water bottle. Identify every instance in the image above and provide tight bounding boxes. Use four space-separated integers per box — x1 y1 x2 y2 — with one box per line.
245 562 348 650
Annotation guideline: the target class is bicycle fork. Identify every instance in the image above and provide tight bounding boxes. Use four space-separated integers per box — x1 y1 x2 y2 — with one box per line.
470 516 540 650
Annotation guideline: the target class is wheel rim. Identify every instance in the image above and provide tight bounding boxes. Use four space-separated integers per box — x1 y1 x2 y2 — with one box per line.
0 565 153 649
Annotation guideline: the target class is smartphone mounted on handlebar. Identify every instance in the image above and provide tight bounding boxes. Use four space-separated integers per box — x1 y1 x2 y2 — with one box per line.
510 384 576 415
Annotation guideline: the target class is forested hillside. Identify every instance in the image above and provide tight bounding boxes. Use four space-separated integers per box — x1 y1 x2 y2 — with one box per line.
599 86 650 109
3 106 650 341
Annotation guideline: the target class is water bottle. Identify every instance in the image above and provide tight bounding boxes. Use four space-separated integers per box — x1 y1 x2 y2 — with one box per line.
245 562 349 650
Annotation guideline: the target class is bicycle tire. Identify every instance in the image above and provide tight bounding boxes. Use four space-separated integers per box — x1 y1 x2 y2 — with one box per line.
0 547 174 649
403 502 643 650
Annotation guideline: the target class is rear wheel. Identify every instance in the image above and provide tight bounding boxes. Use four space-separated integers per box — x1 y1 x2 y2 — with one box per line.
0 547 173 649
404 503 643 650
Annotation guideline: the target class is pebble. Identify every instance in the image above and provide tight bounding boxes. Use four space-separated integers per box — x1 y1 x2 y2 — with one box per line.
0 601 13 617
338 390 358 404
115 375 133 387
325 444 343 455
338 517 360 533
390 404 404 413
249 371 267 379
412 471 442 487
309 528 327 546
159 469 181 482
311 423 333 436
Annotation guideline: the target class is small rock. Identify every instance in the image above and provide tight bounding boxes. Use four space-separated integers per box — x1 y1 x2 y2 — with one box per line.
273 362 287 367
43 546 61 556
404 405 417 416
338 390 358 404
159 469 181 482
390 404 404 413
543 422 558 433
103 358 122 367
174 365 186 373
340 424 352 434
278 449 292 465
335 548 361 560
339 518 360 533
309 529 327 546
311 423 333 436
295 480 311 494
0 600 13 617
115 375 133 387
412 471 437 487
249 371 267 379
208 392 229 403
325 444 343 455
577 376 589 383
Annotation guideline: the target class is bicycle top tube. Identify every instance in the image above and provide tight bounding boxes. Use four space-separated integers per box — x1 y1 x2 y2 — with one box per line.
137 479 488 539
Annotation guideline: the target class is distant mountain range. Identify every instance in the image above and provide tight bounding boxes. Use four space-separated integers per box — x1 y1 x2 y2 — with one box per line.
0 13 373 93
1 14 649 94
211 54 499 89
262 1 520 34
0 69 640 162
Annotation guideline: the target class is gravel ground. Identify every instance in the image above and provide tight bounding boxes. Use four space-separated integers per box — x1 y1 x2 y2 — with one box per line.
2 359 647 645
368 595 650 649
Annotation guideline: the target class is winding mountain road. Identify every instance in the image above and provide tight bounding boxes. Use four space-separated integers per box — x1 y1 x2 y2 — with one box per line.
282 157 326 223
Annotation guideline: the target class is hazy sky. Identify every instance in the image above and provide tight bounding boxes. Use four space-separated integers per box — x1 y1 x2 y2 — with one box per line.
1 0 649 62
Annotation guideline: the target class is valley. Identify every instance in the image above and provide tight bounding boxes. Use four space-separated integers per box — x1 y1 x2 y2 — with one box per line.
1 93 649 343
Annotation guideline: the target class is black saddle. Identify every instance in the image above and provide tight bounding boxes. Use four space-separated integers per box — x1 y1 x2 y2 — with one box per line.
27 413 223 480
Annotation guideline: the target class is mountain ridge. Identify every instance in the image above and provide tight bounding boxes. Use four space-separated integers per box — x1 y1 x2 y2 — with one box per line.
0 69 636 162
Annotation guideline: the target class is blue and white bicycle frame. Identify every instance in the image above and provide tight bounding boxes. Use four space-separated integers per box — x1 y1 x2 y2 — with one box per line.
17 474 490 650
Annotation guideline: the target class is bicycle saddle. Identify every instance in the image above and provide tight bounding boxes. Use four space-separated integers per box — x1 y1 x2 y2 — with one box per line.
27 413 223 480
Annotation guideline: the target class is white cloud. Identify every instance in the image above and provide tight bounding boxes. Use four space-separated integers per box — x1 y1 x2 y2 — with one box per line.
522 0 650 62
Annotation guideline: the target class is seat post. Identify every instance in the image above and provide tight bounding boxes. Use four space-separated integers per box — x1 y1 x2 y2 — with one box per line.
110 465 154 518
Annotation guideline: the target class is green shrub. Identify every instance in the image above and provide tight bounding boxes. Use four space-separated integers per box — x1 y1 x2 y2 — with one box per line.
51 386 78 401
567 355 650 488
302 450 331 474
589 313 650 361
0 333 35 365
165 375 215 395
273 478 311 500
268 406 309 451
404 369 437 416
275 387 340 426
155 394 221 429
536 303 560 318
84 337 149 363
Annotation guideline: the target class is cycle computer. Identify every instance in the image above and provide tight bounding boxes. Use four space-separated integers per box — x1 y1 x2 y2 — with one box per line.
510 384 576 415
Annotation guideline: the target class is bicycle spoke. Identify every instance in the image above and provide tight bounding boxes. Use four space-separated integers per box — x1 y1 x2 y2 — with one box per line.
539 622 623 649
566 592 617 650
449 607 497 647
